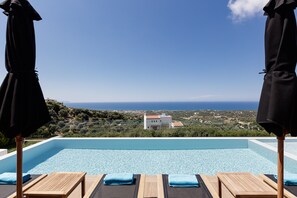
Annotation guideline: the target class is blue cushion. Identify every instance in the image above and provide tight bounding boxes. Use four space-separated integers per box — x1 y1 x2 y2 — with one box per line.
0 172 31 185
104 173 134 185
168 174 199 188
274 174 297 186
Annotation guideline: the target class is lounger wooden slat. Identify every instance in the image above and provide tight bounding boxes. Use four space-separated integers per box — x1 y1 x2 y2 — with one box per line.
259 174 297 198
142 175 158 198
83 175 104 198
137 174 165 198
200 175 219 198
137 174 146 198
157 175 165 198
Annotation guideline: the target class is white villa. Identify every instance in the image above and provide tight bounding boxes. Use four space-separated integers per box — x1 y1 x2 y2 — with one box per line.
144 113 183 130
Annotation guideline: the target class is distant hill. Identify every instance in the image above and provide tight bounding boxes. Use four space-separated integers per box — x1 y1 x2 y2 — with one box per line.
33 99 143 138
0 99 271 147
34 99 270 138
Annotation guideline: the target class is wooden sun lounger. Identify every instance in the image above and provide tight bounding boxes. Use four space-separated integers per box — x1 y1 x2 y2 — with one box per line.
83 174 144 198
0 174 47 198
260 174 297 198
158 174 218 198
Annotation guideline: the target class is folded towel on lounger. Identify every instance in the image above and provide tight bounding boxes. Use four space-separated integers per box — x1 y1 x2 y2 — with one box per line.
275 174 297 186
0 172 31 185
168 174 199 188
104 173 134 185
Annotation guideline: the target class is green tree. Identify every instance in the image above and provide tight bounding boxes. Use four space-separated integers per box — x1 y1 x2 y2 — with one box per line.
0 132 11 147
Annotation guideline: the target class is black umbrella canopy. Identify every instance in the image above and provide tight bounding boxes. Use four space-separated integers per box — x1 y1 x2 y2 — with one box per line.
256 2 297 197
0 0 51 138
257 0 297 137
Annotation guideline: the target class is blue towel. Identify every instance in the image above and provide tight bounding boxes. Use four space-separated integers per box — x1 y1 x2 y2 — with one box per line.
168 174 199 188
104 173 134 185
274 174 297 186
0 172 31 185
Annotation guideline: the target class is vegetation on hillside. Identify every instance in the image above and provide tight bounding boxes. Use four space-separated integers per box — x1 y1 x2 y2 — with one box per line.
0 99 272 148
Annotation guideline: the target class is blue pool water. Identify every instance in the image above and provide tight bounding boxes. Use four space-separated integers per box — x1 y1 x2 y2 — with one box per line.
24 148 286 175
1 138 297 175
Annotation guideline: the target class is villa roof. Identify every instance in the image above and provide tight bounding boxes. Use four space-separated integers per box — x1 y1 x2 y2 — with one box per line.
172 121 184 127
146 115 160 119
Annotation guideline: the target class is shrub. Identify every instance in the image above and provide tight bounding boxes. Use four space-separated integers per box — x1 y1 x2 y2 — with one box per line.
0 132 11 147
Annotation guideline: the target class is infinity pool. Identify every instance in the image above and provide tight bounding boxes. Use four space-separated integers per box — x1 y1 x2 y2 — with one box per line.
1 138 297 175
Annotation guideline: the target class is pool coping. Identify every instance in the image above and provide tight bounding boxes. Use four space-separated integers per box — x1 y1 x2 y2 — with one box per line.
3 136 297 158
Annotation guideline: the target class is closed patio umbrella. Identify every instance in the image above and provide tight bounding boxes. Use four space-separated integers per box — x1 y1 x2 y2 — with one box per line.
0 0 50 197
257 0 297 197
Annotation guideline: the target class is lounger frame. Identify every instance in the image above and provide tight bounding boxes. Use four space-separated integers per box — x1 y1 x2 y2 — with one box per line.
259 174 297 198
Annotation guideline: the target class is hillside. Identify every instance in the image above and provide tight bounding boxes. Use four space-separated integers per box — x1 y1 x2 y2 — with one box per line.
0 99 272 147
31 100 270 138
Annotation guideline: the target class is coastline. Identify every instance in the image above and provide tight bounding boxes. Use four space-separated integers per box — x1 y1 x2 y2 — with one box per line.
64 101 259 111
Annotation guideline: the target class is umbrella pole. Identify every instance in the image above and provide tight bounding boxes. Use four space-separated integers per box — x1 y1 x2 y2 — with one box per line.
16 135 24 198
277 132 285 198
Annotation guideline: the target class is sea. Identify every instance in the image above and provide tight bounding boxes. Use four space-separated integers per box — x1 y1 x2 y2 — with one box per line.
64 101 259 111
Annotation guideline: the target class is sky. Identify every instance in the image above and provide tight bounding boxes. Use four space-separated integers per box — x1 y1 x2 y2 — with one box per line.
0 0 289 102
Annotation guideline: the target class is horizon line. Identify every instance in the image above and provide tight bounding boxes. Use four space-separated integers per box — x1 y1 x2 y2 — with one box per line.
62 100 259 103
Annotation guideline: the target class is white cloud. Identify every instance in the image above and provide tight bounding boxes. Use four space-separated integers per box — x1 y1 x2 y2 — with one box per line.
227 0 267 22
